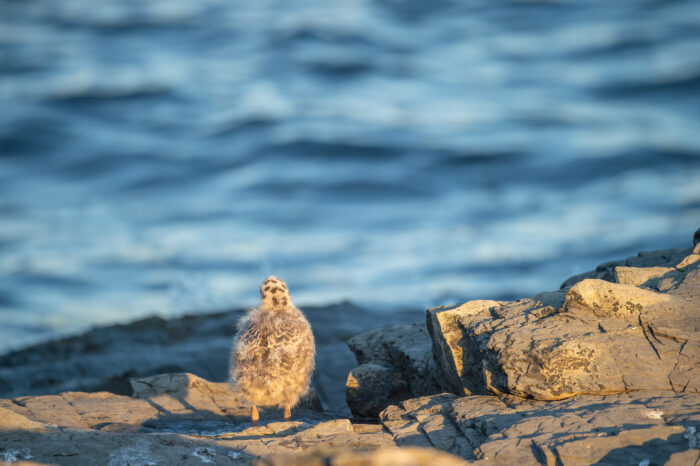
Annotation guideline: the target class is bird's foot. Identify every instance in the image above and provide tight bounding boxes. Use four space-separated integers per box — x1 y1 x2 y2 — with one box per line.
251 405 259 426
283 402 291 421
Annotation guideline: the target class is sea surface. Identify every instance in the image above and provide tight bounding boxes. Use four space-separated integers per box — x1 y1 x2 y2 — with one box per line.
1 0 700 354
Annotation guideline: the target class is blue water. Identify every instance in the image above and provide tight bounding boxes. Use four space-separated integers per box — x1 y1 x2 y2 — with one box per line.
1 0 700 354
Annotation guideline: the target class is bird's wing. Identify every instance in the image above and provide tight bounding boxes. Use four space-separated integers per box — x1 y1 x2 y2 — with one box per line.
271 318 315 375
236 315 266 348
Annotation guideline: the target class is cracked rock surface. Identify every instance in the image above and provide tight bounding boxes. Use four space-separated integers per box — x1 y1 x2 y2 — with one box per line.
428 243 700 400
0 372 398 465
7 373 696 465
349 239 700 417
380 390 700 465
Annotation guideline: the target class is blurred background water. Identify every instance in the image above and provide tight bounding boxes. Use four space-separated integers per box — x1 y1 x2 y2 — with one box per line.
1 0 700 354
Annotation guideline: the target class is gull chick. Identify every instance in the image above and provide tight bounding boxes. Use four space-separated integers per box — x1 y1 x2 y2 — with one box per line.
230 276 315 425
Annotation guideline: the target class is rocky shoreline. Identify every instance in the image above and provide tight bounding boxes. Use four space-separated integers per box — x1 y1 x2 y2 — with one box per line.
0 302 425 416
1 230 699 465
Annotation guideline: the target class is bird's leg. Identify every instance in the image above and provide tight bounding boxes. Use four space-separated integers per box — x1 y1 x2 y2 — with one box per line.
251 405 259 426
283 402 291 421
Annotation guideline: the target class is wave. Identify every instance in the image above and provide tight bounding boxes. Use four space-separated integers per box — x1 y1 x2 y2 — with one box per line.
267 139 407 160
595 70 700 97
46 83 174 103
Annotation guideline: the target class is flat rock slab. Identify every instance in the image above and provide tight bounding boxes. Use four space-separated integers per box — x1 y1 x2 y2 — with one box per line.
0 420 397 465
0 373 397 464
0 428 257 465
380 390 700 465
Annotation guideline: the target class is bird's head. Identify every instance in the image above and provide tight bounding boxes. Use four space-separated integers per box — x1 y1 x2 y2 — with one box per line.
259 276 293 311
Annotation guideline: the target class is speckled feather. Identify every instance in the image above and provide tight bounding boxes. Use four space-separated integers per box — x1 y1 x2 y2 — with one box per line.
230 277 315 408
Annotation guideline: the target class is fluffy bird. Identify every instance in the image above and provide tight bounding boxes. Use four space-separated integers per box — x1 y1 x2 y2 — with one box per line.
230 276 315 425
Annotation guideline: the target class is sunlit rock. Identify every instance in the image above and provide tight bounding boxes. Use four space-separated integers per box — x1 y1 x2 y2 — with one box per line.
427 243 700 400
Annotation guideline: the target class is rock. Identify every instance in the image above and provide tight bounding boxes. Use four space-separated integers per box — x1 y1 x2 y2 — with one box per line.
382 394 474 458
256 447 467 466
426 300 503 396
616 265 685 293
130 372 321 415
345 323 442 419
0 407 45 431
352 423 384 434
564 277 673 316
0 428 247 466
613 265 678 287
346 363 410 420
427 292 565 399
379 390 700 465
679 253 700 270
560 246 693 289
0 373 397 464
0 303 424 415
429 258 700 400
348 323 441 397
666 449 700 466
694 227 700 245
